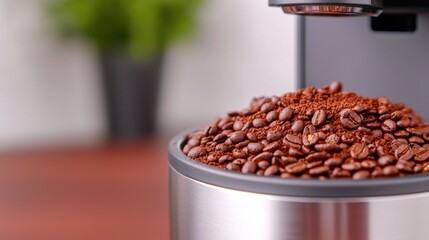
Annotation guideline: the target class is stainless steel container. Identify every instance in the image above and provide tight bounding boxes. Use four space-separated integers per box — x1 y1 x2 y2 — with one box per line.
169 133 429 240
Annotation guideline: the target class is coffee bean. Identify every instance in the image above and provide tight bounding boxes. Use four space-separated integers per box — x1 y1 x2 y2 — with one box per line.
371 130 383 138
333 169 352 178
273 150 285 157
283 134 302 148
381 119 397 132
256 169 264 175
187 147 207 158
236 140 250 149
342 162 362 171
396 161 414 173
280 173 297 179
353 170 370 180
341 133 355 144
288 148 304 158
383 165 399 176
279 108 294 121
324 157 343 167
264 165 279 176
207 154 218 162
257 161 270 170
232 149 248 159
219 155 233 164
379 114 391 122
395 144 414 161
286 162 307 174
329 81 342 93
361 159 377 169
253 152 273 162
242 161 257 174
266 111 279 123
414 164 423 173
353 105 367 113
395 118 410 129
261 102 275 113
314 143 341 153
291 120 305 133
246 133 258 142
232 121 244 131
306 152 330 162
213 133 228 143
309 166 329 176
307 161 323 169
409 136 425 144
358 126 371 134
340 109 362 129
263 142 280 152
302 133 319 147
252 118 267 128
247 143 264 154
312 110 326 127
232 159 246 166
378 155 396 166
326 134 340 144
384 133 396 141
350 143 369 160
414 148 429 162
221 122 234 130
267 131 282 142
303 125 317 135
366 122 381 129
226 163 240 172
394 130 410 138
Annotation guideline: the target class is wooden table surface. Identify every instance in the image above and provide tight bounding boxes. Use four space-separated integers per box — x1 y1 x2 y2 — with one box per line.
0 140 169 240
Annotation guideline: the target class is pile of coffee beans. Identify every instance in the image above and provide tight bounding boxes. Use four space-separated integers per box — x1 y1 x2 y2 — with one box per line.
182 82 429 180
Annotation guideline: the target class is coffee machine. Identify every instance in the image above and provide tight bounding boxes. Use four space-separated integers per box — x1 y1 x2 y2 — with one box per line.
270 0 429 120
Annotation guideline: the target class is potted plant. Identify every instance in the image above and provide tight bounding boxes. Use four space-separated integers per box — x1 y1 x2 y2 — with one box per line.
47 0 202 139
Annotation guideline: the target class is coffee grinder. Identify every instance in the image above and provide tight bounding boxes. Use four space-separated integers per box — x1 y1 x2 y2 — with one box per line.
270 0 429 120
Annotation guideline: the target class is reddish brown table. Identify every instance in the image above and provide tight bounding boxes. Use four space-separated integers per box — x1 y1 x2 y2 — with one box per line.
0 140 169 240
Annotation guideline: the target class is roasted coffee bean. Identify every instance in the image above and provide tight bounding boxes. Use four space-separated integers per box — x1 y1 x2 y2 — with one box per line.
280 156 298 166
247 143 264 154
394 130 410 138
372 129 383 138
414 164 423 173
423 134 429 142
306 152 330 162
301 145 312 154
339 143 349 150
340 109 362 129
341 133 355 144
289 148 304 158
378 155 396 167
307 161 323 169
264 165 279 176
303 125 317 135
424 163 429 173
187 138 200 147
256 169 264 175
362 136 372 144
391 111 403 120
326 134 340 144
273 150 285 157
213 133 228 143
253 152 274 162
226 163 240 172
383 165 399 176
371 167 383 178
246 133 258 142
409 136 425 144
329 81 342 93
266 111 279 123
358 126 371 134
395 144 414 161
363 115 376 123
314 143 341 153
267 131 283 142
300 174 312 179
219 155 233 164
302 133 319 147
283 134 302 148
414 148 429 162
350 143 369 160
306 109 315 117
291 120 304 133
279 108 294 121
397 118 411 128
396 161 414 173
221 122 234 130
242 161 257 174
342 162 362 171
312 110 326 127
257 161 270 170
280 173 296 179
182 145 193 155
187 147 207 158
381 119 397 133
263 142 280 152
252 118 267 128
353 105 367 113
325 157 343 167
353 170 370 180
207 154 218 162
232 149 248 159
236 140 250 149
379 114 391 122
261 102 275 113
334 169 352 178
321 124 333 132
383 133 396 141
232 159 246 166
286 162 307 174
241 122 252 131
366 122 381 129
309 166 329 176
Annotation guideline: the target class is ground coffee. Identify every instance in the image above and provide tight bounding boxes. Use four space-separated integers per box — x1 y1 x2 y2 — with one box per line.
182 82 429 180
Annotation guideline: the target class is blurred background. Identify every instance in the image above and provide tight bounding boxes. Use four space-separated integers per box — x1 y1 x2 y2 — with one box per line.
0 0 297 239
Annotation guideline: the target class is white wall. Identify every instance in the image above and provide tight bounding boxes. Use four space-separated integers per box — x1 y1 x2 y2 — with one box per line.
159 0 298 136
0 0 107 149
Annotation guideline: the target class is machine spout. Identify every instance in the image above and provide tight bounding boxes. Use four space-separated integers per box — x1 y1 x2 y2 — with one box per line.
269 0 383 16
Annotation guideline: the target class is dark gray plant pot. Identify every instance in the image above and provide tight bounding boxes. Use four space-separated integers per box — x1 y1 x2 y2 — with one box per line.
101 51 163 139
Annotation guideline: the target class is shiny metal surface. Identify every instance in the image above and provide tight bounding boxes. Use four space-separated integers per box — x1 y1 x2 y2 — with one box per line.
269 0 382 16
170 168 429 240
